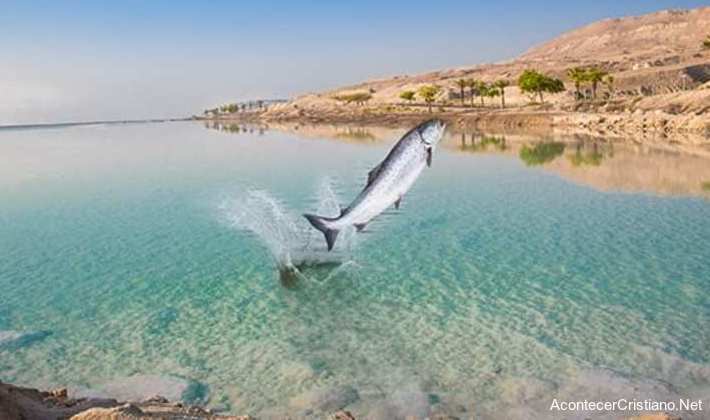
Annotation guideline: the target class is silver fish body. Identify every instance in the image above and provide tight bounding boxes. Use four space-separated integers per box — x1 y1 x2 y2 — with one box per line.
304 119 446 251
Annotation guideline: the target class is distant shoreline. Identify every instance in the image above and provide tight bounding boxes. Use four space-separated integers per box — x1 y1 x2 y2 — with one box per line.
0 117 192 131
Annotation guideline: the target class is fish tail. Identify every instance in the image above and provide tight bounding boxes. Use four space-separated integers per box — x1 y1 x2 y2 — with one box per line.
303 214 340 251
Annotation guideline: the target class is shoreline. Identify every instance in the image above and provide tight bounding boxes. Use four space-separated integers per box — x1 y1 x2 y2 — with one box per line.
198 106 709 146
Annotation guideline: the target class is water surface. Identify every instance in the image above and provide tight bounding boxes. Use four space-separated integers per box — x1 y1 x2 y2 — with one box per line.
1 122 709 419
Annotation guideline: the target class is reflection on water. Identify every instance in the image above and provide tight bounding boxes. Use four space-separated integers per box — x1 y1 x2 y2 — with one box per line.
568 142 608 167
333 127 377 142
457 133 508 153
205 121 268 135
204 121 710 199
519 142 566 166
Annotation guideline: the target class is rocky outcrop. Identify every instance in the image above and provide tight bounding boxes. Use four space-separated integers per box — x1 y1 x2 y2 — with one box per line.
550 109 709 143
69 400 253 420
0 381 245 420
0 382 118 420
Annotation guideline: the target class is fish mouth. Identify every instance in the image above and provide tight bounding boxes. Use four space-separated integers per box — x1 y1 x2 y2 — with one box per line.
418 119 446 145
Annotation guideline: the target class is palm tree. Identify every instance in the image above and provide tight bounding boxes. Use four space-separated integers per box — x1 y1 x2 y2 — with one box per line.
466 79 478 107
585 67 608 100
477 81 488 106
454 79 468 106
486 86 500 107
494 80 510 108
567 67 587 101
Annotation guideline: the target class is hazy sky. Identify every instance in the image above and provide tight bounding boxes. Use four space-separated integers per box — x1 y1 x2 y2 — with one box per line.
1 0 707 124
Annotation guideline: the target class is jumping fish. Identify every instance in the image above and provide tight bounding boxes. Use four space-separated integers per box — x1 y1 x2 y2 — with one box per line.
304 119 446 251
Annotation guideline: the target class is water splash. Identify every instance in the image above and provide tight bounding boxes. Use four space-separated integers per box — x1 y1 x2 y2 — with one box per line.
221 178 360 283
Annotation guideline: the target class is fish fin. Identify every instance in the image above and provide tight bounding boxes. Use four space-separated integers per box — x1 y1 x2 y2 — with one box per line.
366 162 384 188
303 214 340 251
355 223 367 232
394 197 402 209
427 147 432 167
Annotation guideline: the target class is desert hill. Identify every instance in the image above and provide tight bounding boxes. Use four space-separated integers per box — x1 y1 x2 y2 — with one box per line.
521 8 709 62
260 7 709 119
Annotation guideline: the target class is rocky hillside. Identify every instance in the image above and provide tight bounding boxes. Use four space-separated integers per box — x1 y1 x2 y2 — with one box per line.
261 7 710 119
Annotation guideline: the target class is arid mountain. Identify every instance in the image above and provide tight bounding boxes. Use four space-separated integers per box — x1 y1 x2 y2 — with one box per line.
262 7 710 119
521 8 710 62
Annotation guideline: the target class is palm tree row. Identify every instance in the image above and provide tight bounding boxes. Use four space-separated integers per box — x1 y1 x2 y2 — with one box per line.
204 101 269 116
399 73 539 111
452 78 510 108
398 69 566 111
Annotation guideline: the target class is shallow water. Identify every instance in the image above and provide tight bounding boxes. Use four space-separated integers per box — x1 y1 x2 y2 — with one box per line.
1 121 709 419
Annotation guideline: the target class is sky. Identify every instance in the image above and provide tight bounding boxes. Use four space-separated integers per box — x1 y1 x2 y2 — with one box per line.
1 0 707 124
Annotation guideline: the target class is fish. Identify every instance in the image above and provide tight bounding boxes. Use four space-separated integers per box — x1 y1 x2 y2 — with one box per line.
304 119 446 251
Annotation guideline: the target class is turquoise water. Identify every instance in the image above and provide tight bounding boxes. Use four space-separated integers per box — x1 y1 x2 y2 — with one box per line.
1 122 709 419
